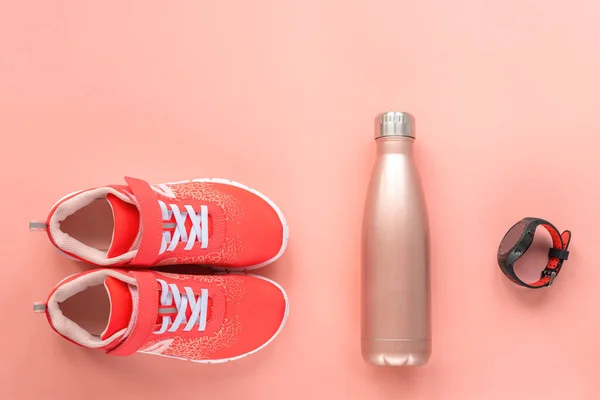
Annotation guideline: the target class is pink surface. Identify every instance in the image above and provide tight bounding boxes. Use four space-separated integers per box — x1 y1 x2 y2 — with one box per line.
1 1 600 399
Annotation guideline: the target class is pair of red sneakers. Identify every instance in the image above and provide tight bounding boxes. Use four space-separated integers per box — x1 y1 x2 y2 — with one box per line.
33 177 289 363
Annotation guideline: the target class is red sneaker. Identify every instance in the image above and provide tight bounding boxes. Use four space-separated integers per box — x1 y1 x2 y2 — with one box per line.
35 269 289 362
34 177 288 270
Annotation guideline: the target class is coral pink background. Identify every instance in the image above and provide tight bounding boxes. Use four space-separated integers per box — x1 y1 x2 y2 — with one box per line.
1 1 600 399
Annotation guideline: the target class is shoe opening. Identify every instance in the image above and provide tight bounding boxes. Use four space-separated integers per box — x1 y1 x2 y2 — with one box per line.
46 270 137 348
48 188 140 265
61 199 114 251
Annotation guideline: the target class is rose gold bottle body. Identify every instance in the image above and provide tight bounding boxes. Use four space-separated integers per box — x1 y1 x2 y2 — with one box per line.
361 112 431 366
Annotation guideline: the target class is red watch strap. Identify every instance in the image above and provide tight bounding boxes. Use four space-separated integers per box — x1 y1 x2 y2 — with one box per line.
527 227 571 288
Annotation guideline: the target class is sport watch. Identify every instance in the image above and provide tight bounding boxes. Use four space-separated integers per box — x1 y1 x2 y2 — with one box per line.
497 218 571 288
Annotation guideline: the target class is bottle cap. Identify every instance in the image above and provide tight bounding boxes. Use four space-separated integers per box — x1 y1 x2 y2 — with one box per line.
376 111 415 139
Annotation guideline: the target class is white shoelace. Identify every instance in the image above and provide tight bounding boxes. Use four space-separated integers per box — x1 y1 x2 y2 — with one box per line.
154 279 209 334
158 200 209 254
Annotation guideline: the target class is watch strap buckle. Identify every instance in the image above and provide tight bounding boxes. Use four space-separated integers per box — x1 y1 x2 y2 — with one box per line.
541 269 558 286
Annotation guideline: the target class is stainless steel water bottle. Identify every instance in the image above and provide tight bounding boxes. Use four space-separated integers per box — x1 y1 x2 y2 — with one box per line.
361 111 431 366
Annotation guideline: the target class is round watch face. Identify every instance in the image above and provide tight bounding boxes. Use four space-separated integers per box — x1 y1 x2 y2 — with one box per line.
499 221 526 256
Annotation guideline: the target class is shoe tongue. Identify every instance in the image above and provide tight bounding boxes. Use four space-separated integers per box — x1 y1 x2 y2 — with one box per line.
101 277 133 340
106 194 141 258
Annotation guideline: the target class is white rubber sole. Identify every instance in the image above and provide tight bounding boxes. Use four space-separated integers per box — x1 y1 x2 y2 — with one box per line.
138 273 290 363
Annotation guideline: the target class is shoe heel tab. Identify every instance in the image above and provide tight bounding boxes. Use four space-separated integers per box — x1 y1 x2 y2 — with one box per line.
33 302 47 313
29 221 48 231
